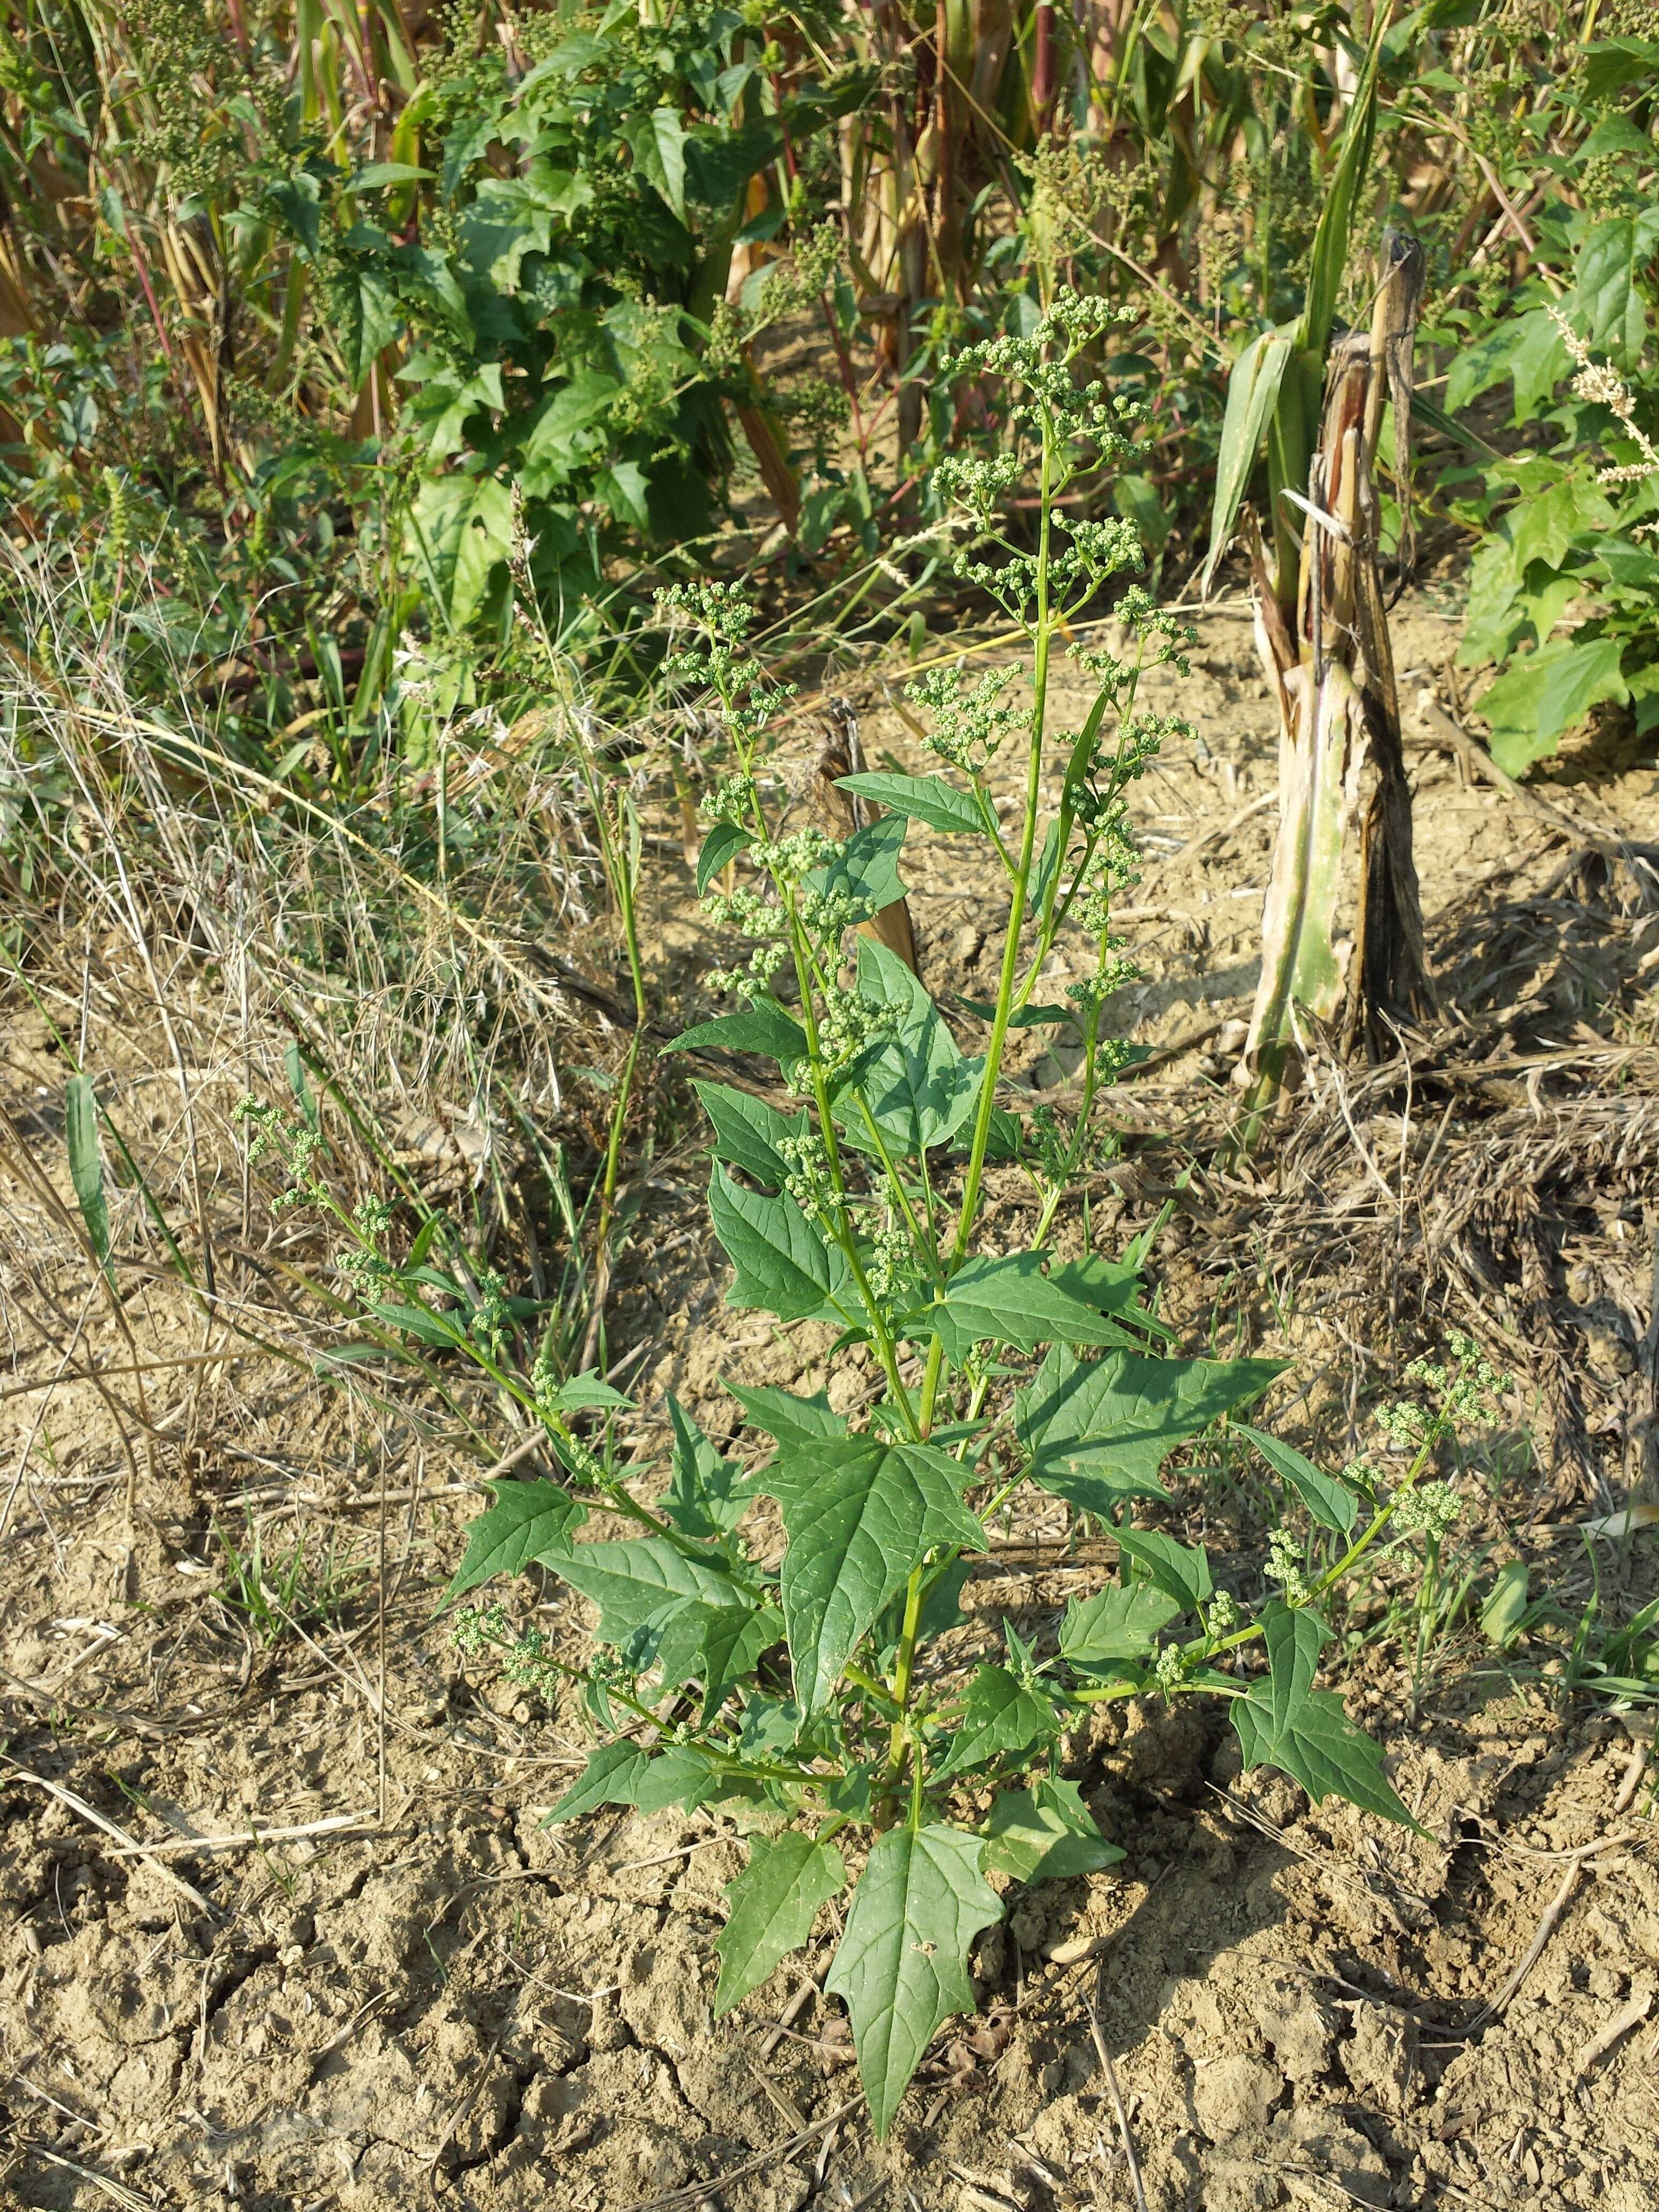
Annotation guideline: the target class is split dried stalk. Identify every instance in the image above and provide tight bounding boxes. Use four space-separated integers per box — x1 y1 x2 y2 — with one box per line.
1240 231 1432 1123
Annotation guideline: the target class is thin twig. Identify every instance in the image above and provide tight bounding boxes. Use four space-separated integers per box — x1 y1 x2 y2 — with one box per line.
5 1763 215 1915
1468 1830 1642 2030
55 1809 377 1859
1088 1962 1149 2212
627 2098 863 2211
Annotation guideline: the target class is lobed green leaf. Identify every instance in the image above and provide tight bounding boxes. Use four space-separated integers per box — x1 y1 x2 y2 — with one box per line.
1058 1583 1182 1669
663 1395 750 1541
554 1537 747 1646
911 1252 1155 1365
981 1780 1124 1885
708 1164 853 1322
1231 1602 1418 1829
445 1478 587 1602
806 816 909 921
1113 1528 1213 1613
825 1822 1003 2138
665 999 809 1066
726 1380 845 1446
933 1665 1063 1780
757 1434 985 1711
693 1081 806 1189
715 1832 847 2015
1017 1346 1283 1506
546 1741 722 1825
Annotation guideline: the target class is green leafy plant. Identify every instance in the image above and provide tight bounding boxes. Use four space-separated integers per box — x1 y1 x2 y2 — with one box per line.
1443 154 1659 774
214 1514 366 1647
287 3 871 634
440 295 1473 2138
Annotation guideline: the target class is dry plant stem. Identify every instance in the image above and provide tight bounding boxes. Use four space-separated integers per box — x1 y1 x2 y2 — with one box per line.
1089 1962 1150 2212
627 2098 863 2212
1573 1986 1653 2081
18 2148 152 2212
1241 233 1429 1124
6 1763 214 1916
71 745 218 1308
85 1810 377 1858
1470 1829 1643 2030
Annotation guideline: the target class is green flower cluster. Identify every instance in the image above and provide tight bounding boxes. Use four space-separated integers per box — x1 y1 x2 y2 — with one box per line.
1392 1483 1463 1542
906 664 1024 774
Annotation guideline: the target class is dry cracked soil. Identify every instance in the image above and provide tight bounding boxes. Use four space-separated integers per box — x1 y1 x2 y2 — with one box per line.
3 575 1658 2211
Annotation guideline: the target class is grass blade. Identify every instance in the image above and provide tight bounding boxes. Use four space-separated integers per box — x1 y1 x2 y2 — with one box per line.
65 1073 114 1283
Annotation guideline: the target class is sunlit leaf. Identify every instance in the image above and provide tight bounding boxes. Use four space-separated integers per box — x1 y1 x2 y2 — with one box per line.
826 1822 1002 2136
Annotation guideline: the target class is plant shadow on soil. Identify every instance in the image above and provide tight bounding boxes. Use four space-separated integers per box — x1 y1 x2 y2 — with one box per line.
2 585 1658 2210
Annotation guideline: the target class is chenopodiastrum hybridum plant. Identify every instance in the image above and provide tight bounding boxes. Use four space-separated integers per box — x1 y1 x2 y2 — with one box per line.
444 297 1484 2137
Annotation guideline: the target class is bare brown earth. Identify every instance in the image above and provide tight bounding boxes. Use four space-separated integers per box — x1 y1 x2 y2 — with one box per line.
3 576 1658 2211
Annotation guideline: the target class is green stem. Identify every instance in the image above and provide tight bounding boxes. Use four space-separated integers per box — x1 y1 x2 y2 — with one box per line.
884 1560 927 1777
949 403 1057 1268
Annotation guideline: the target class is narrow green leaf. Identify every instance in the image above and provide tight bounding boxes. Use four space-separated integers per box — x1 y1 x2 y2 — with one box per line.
758 1434 985 1710
284 1038 318 1126
65 1075 113 1280
693 1082 806 1189
981 1780 1124 1885
1482 1561 1530 1647
1201 323 1295 594
1297 1 1389 357
370 1298 466 1347
1234 1423 1357 1535
826 1822 1003 2138
697 820 753 894
933 1665 1062 1780
714 1832 847 2015
1058 1583 1181 1668
836 772 985 835
1114 1528 1213 1613
1017 1346 1284 1503
958 996 1074 1029
1059 686 1114 810
708 1164 851 1322
664 999 808 1065
445 1477 587 1601
1231 1601 1417 1829
545 1370 634 1413
346 160 434 192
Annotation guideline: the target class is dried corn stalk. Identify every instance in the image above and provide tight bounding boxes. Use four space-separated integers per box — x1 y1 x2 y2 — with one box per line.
1238 231 1432 1119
